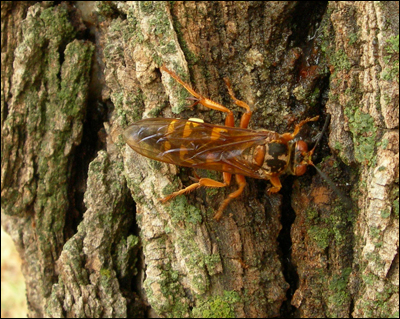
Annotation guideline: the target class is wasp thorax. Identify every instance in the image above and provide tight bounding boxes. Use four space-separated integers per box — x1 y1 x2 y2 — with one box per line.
261 142 290 174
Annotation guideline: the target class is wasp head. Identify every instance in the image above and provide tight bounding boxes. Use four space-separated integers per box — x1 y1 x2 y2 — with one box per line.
291 140 315 176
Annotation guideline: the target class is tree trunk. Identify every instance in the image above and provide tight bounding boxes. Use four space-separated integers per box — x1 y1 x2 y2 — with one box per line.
1 1 398 318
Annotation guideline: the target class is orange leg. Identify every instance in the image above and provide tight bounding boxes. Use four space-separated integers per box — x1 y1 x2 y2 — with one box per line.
161 66 235 127
161 65 252 128
159 178 228 203
280 116 319 143
223 77 252 129
214 175 247 221
267 175 283 194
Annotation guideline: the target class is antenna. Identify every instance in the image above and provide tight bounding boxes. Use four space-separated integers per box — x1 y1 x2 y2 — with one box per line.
310 114 331 156
308 114 353 209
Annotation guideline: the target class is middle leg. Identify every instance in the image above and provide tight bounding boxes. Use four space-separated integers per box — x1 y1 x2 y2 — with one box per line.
214 174 247 220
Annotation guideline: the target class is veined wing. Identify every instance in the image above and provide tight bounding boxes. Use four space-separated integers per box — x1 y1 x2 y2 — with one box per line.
124 118 279 179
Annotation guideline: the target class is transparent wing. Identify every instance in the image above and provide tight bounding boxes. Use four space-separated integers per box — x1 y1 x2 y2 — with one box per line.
124 118 279 179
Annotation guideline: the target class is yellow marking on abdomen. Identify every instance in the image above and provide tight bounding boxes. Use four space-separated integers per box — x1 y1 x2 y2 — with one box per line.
210 127 228 141
164 141 171 151
163 120 179 152
183 121 201 138
167 120 179 135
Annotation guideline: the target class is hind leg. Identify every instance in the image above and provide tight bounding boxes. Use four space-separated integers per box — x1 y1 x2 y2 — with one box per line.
213 174 247 220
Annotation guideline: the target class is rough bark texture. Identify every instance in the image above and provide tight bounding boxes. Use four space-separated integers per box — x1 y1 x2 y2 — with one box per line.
1 1 398 318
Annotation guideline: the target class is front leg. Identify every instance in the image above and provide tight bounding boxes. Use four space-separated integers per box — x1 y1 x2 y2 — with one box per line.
267 175 283 194
280 116 319 143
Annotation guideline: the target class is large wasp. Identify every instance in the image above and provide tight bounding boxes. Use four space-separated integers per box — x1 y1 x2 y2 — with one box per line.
124 66 330 220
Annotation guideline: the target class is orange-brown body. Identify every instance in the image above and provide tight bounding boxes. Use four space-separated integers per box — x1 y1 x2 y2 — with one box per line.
124 66 319 220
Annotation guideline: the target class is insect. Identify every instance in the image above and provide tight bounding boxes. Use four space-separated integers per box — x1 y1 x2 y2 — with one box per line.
124 66 326 220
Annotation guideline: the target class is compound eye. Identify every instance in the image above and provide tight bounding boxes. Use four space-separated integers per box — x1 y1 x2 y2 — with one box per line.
294 164 307 176
296 140 308 153
294 141 308 165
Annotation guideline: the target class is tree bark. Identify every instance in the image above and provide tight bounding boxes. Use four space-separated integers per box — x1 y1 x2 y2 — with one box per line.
1 1 398 318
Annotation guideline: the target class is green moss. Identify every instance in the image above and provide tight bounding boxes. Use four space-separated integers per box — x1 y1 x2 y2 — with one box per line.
348 32 359 46
40 6 76 43
135 1 183 68
308 225 331 250
170 80 191 114
125 177 146 205
127 234 139 247
102 16 145 123
204 254 222 276
334 141 343 152
393 198 399 218
309 87 321 107
382 35 399 82
205 187 220 198
112 89 145 126
143 228 220 316
306 208 319 221
380 208 390 218
369 225 381 239
359 271 399 317
345 108 377 165
191 273 208 294
326 268 352 316
386 35 399 54
112 91 125 108
0 2 96 295
151 53 163 67
100 268 111 278
144 263 190 317
381 138 389 150
126 89 145 122
148 159 162 171
174 234 210 294
148 101 168 117
97 1 119 18
139 1 157 14
148 5 171 38
362 272 377 286
59 41 95 115
171 16 199 66
331 49 352 72
166 196 203 224
192 291 241 318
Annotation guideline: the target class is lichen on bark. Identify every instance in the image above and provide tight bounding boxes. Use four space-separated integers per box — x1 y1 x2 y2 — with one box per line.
2 2 94 317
